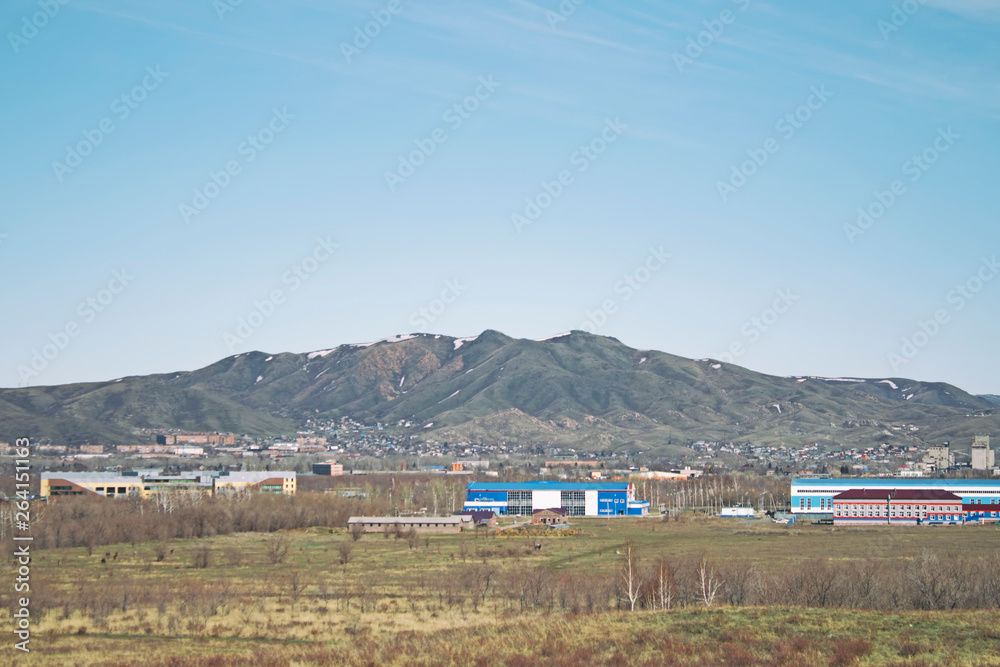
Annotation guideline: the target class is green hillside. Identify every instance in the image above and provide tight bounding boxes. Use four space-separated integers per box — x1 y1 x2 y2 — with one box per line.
1 331 995 454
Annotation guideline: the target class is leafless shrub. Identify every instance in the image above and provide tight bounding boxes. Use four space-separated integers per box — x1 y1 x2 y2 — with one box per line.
190 544 212 569
265 534 291 565
222 545 243 567
336 541 354 566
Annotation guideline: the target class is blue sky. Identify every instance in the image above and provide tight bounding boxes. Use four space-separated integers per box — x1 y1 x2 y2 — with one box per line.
2 0 998 393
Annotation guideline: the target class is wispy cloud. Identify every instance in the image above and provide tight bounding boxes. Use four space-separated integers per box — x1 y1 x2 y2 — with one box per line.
924 0 1000 21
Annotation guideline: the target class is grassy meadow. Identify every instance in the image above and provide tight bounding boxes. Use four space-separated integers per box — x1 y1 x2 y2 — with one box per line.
8 514 1000 665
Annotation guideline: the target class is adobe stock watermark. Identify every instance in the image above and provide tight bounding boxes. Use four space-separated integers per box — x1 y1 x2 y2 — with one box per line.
384 75 501 192
51 65 169 183
213 0 244 21
887 255 998 372
7 0 70 54
716 84 832 202
578 246 670 333
223 236 338 352
16 269 134 387
408 279 467 329
843 127 959 244
12 437 32 653
178 107 294 224
878 0 928 40
512 117 627 233
673 0 752 73
714 288 798 364
546 0 587 30
340 0 410 63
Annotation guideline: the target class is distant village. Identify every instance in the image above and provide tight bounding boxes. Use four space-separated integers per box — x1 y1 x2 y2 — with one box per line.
3 413 996 481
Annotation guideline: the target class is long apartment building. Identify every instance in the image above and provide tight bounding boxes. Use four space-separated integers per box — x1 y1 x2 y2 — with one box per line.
41 469 296 499
791 477 1000 516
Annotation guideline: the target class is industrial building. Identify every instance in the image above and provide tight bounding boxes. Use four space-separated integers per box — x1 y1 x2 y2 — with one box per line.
463 481 649 517
963 502 1000 524
792 478 1000 516
971 435 994 470
347 516 471 534
832 489 964 525
312 461 344 476
40 469 296 498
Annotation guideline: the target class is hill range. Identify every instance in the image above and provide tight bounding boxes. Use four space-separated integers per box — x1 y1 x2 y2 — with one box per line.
1 330 996 458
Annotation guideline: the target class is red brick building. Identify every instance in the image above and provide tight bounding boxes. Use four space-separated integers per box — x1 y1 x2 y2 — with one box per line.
531 507 567 525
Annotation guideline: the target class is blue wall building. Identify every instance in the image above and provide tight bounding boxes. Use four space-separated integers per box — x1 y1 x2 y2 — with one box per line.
464 481 649 517
791 477 1000 515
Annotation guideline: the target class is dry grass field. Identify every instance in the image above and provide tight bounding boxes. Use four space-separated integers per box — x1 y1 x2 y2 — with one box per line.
7 514 1000 665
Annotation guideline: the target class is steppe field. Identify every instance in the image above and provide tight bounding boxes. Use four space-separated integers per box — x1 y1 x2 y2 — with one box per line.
8 515 1000 666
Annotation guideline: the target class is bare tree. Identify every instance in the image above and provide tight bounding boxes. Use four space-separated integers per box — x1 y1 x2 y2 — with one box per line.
223 545 244 567
466 563 497 612
336 540 354 567
698 557 723 607
285 569 307 612
190 544 212 569
406 528 419 550
653 557 676 610
350 523 364 541
620 541 641 611
265 534 291 565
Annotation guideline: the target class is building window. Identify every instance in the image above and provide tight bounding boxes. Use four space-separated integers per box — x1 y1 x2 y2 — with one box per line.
508 490 532 516
560 491 586 516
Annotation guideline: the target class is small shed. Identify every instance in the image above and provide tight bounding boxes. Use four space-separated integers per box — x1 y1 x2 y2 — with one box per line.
532 507 567 525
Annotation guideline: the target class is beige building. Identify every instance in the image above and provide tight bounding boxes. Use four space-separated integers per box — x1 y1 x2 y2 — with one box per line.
972 435 994 471
213 471 296 495
925 444 954 471
41 470 296 499
41 473 145 498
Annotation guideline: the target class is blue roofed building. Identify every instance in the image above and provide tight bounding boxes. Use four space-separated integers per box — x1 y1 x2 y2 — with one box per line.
791 477 1000 516
464 480 649 517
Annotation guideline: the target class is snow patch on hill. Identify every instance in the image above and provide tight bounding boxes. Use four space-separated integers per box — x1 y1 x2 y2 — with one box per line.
438 390 460 404
534 332 572 342
349 334 418 348
453 337 476 350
